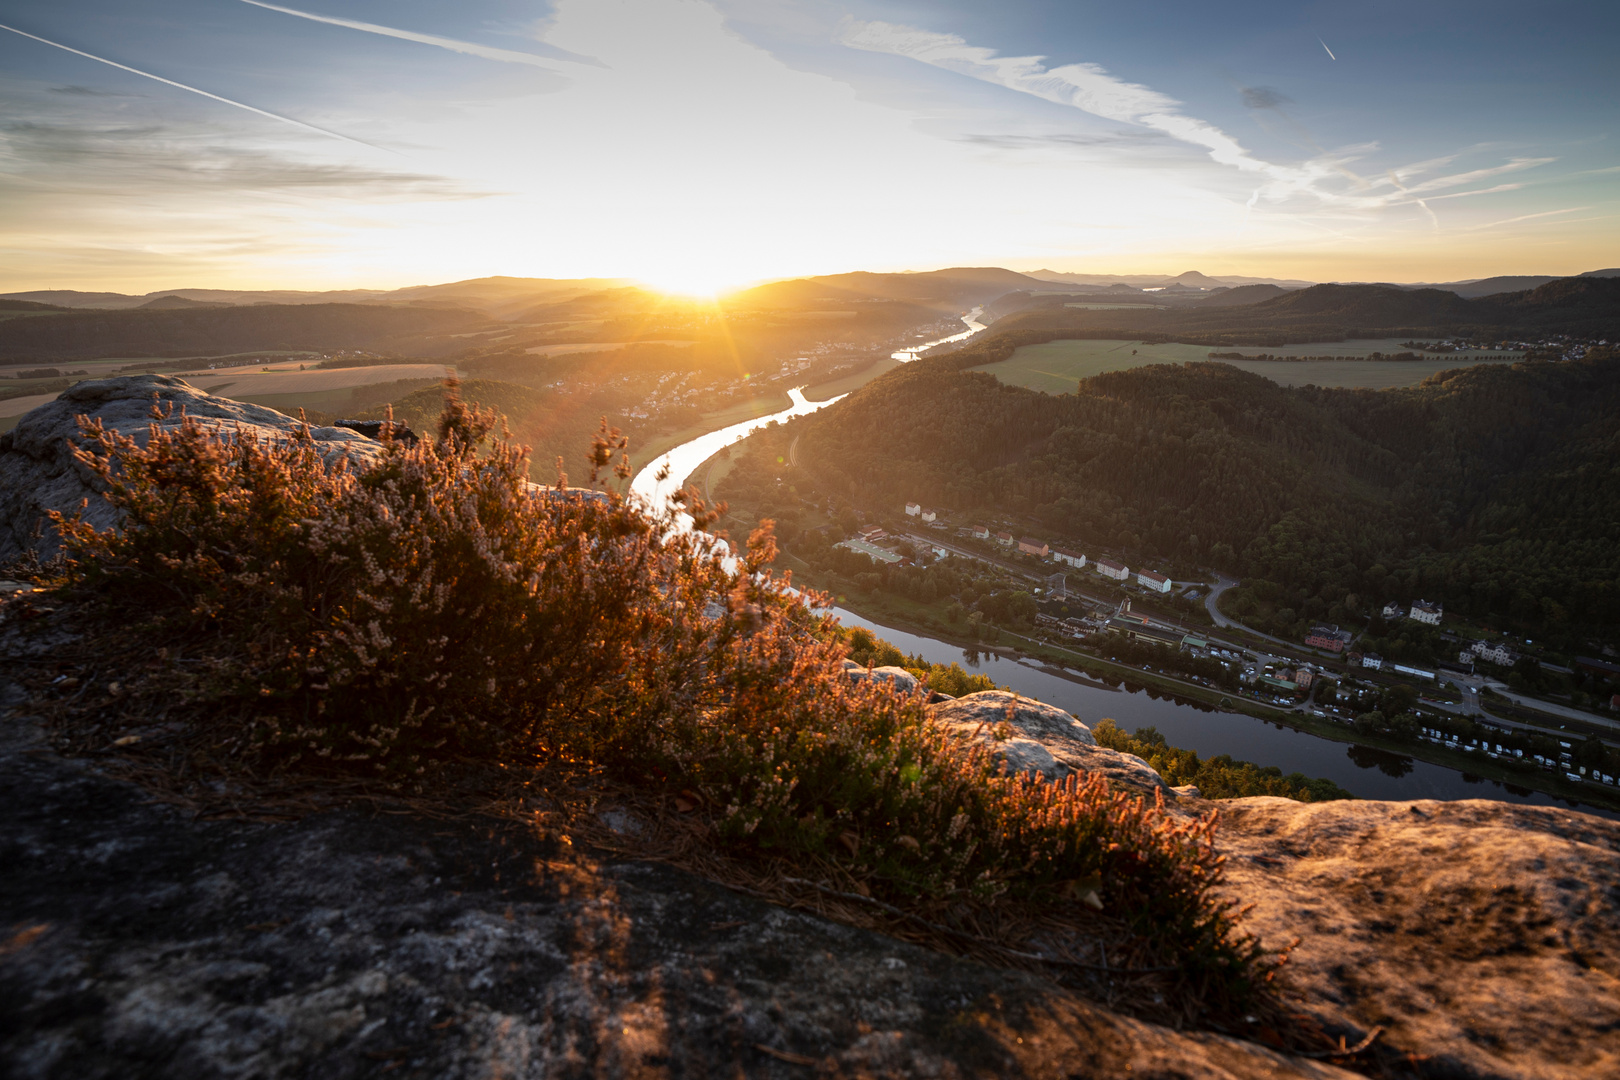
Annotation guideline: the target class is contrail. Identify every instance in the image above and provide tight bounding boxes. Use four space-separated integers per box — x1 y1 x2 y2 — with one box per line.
1319 37 1336 60
0 21 378 148
238 0 597 68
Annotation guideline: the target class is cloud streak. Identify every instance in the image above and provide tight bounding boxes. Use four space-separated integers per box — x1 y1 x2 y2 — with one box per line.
0 21 378 149
238 1 600 68
838 18 1278 177
837 17 1559 226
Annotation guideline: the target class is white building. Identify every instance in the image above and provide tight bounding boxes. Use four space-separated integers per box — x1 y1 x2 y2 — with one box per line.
920 508 937 523
1381 602 1405 621
1052 546 1087 569
904 502 922 517
1136 569 1171 594
970 524 990 539
1095 558 1129 582
1471 640 1518 666
1409 600 1443 626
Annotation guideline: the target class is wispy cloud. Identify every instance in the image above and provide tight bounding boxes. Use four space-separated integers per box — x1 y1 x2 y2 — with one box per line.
1465 207 1589 232
838 18 1277 177
837 16 1560 226
0 21 379 149
238 1 601 68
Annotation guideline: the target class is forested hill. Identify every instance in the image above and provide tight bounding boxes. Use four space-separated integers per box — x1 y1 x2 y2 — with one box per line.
786 352 1620 633
0 303 491 361
985 277 1620 345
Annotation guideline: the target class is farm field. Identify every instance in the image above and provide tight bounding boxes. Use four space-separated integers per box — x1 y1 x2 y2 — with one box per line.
978 338 1524 392
523 339 697 356
191 363 449 398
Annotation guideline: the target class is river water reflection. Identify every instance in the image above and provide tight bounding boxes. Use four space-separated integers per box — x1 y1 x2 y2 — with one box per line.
830 606 1616 817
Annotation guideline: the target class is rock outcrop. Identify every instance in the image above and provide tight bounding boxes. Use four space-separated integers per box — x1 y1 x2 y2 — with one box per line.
0 680 1352 1079
841 660 921 695
931 691 1171 793
1214 796 1620 1080
0 375 386 563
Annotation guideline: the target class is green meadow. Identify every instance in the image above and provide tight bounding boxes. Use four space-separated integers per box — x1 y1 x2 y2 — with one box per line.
978 338 1524 392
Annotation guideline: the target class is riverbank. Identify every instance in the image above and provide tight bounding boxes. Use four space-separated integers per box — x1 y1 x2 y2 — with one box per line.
794 560 1620 814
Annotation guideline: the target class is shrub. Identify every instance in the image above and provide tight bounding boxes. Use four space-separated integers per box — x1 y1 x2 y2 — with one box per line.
1094 721 1353 802
48 387 1271 1006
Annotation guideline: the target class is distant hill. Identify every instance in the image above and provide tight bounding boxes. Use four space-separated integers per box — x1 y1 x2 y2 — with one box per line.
0 277 633 320
1196 284 1289 307
728 267 1061 312
138 296 232 310
0 299 67 313
1025 269 1316 290
981 277 1620 345
0 304 491 361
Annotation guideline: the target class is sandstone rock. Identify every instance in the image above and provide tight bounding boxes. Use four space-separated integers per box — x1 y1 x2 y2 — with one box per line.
0 682 1353 1079
841 659 920 695
929 690 1171 793
0 375 385 563
1217 796 1620 1080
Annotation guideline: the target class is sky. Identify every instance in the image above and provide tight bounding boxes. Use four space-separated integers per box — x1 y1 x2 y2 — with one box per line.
0 0 1615 294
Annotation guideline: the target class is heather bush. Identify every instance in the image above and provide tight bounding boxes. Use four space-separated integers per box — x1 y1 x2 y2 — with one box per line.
49 387 1267 998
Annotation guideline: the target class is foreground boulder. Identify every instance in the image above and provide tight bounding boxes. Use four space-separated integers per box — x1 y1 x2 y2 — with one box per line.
841 659 921 695
1215 796 1620 1080
0 375 386 563
930 691 1171 794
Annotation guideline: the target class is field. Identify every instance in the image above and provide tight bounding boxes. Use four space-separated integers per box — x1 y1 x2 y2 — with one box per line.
523 339 697 356
979 339 1525 392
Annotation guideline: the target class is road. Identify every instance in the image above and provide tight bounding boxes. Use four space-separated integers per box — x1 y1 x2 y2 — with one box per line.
1203 574 1312 653
1480 680 1620 735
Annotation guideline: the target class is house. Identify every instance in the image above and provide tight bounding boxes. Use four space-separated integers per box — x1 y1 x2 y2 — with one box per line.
1018 537 1049 557
970 524 990 539
1135 569 1171 593
835 538 903 565
994 531 1015 546
1294 668 1315 689
920 508 937 523
1051 546 1087 569
904 502 921 517
1361 653 1384 671
859 526 885 542
1305 625 1351 653
1471 640 1519 666
1409 600 1443 625
1381 602 1405 621
1094 558 1129 582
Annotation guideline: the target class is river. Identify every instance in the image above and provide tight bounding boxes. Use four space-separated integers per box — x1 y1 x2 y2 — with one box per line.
629 309 989 529
830 607 1615 817
625 311 1612 815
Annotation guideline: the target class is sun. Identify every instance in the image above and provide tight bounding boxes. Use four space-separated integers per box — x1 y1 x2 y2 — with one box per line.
633 261 757 301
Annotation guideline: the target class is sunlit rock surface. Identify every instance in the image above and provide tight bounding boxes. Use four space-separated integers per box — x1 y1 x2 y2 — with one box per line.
1215 795 1620 1080
930 690 1170 793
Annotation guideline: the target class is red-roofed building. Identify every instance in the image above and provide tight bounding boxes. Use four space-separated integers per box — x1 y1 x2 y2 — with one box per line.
1136 569 1171 593
1018 537 1049 557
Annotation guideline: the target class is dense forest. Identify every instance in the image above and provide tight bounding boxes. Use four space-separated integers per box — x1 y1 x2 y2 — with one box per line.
744 349 1620 638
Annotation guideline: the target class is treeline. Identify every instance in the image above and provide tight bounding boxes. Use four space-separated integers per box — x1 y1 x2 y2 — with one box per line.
765 351 1620 638
1092 721 1353 802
